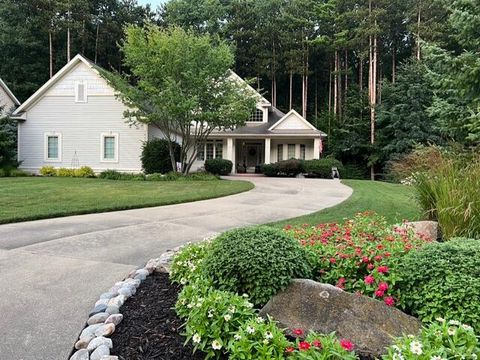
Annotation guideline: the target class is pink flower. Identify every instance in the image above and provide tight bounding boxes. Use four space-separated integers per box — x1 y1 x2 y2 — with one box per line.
292 328 304 336
329 257 337 264
364 275 375 285
312 339 322 348
384 296 395 306
285 347 295 353
377 282 389 292
298 341 311 351
377 265 389 274
340 339 354 351
375 289 385 297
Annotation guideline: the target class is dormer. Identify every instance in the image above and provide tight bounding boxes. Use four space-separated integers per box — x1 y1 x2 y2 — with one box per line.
246 103 269 126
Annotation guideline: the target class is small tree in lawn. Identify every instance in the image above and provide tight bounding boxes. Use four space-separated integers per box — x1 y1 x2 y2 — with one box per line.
0 107 18 174
102 25 257 174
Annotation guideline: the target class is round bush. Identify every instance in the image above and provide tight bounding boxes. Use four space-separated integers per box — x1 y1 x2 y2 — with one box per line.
141 139 181 174
40 166 57 176
74 166 95 178
397 238 480 331
303 158 344 178
261 159 304 177
203 226 312 305
204 158 233 175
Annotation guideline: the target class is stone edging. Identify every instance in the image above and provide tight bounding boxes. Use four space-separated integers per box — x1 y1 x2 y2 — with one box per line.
68 246 182 360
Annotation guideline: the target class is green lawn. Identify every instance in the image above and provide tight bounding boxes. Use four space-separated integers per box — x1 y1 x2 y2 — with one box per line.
271 179 421 228
0 177 254 224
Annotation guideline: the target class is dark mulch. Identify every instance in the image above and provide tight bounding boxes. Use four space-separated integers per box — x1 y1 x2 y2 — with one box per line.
110 272 209 360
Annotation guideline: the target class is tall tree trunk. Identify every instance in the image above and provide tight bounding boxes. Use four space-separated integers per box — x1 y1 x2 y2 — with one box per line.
336 50 342 120
303 51 309 118
328 61 332 115
81 20 86 54
368 0 377 181
359 57 363 91
49 30 53 78
314 74 318 120
333 51 338 116
392 45 396 83
289 70 293 110
344 49 348 102
416 5 421 60
302 75 305 117
94 23 100 64
67 25 71 62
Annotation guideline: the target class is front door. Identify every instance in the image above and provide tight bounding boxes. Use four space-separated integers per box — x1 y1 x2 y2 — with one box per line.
245 143 263 167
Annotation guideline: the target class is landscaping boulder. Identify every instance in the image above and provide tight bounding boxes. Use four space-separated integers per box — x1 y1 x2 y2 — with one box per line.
406 221 440 241
259 279 421 358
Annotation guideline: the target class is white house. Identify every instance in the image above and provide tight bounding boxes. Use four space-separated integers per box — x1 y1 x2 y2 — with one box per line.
13 54 326 174
0 78 20 116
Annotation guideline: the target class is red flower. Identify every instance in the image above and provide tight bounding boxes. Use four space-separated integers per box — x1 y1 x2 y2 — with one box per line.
284 225 292 230
340 339 354 351
362 256 370 263
292 328 304 336
298 341 311 351
374 255 383 262
367 263 375 270
377 282 389 292
312 339 322 348
364 275 375 285
377 265 389 274
375 289 385 297
329 257 337 264
384 296 395 306
285 347 295 353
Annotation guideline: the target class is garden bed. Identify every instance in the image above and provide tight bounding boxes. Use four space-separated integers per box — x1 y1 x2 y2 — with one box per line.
109 272 225 360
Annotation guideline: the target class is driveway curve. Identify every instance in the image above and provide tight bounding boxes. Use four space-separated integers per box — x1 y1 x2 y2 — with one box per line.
0 177 351 360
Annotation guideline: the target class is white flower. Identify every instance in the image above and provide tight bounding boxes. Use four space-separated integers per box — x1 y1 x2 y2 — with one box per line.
224 314 231 322
410 341 423 355
187 303 194 309
208 310 214 318
447 327 456 336
234 334 242 341
472 354 477 360
245 301 254 308
448 320 461 326
228 306 236 313
431 356 446 360
461 324 473 332
176 261 183 266
212 340 222 350
436 317 446 323
192 333 201 344
392 353 404 360
180 278 187 285
246 326 255 334
264 331 273 340
242 293 249 298
256 317 265 323
263 339 269 345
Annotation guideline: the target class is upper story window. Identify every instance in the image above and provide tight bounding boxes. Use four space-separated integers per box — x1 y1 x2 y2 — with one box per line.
249 108 264 122
44 132 62 162
101 133 118 162
75 80 87 103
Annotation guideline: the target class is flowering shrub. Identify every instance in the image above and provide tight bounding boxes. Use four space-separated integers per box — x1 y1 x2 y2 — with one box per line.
382 318 480 359
203 226 312 305
170 240 212 285
286 331 358 359
285 212 432 306
176 284 255 359
397 238 480 331
228 316 290 360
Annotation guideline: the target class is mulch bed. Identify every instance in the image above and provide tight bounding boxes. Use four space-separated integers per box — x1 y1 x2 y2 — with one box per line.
110 272 213 360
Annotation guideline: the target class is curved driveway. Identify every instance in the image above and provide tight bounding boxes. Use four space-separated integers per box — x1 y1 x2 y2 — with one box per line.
0 177 351 360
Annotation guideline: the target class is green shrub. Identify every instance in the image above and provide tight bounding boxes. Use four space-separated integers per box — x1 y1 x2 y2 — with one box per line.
74 166 95 178
56 168 75 177
383 318 480 359
303 158 344 178
397 238 480 332
40 166 57 176
342 163 369 179
228 316 290 360
170 241 212 285
186 172 218 181
141 139 181 174
176 285 256 359
98 170 145 181
203 226 312 305
204 158 233 175
146 172 165 181
261 159 304 177
0 168 29 177
162 171 181 181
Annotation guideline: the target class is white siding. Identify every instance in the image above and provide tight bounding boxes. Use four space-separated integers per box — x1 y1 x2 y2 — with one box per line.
0 85 16 116
18 63 147 173
270 139 315 162
272 112 313 130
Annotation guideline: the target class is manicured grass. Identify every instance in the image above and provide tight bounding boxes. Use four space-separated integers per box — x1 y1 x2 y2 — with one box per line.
271 179 421 228
0 177 254 224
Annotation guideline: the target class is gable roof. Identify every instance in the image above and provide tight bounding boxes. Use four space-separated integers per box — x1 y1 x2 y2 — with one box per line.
0 78 20 106
268 109 318 131
13 54 99 115
228 70 271 107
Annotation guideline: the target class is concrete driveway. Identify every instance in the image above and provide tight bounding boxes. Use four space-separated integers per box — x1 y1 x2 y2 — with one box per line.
0 177 352 360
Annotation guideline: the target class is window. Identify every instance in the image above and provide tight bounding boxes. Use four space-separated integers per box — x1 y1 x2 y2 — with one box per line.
75 80 87 103
101 133 118 162
44 133 62 162
198 140 223 161
300 144 306 160
277 144 283 162
288 144 296 159
249 108 264 122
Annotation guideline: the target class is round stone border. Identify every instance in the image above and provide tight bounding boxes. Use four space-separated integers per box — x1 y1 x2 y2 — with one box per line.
68 246 183 360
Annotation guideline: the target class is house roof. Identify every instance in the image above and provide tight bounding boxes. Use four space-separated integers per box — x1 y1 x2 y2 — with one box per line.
211 107 326 138
13 54 100 115
0 78 20 106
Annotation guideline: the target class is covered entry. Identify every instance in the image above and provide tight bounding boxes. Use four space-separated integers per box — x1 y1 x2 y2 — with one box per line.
235 139 265 173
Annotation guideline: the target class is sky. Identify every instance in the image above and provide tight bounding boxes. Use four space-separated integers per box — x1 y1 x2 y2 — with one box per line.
137 0 166 8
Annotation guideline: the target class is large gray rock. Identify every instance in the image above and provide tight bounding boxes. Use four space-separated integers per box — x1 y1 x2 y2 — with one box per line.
406 221 439 241
259 279 421 358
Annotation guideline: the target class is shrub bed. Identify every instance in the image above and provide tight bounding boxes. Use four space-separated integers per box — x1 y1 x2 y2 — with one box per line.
141 139 181 174
397 238 480 332
284 212 432 307
39 166 96 178
204 158 233 175
303 158 344 178
261 159 304 177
